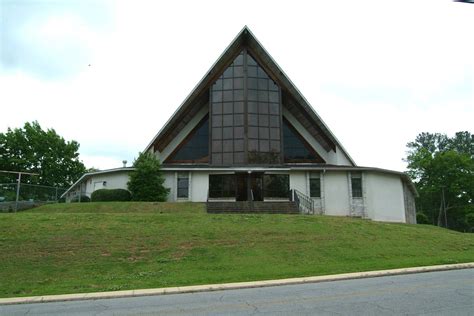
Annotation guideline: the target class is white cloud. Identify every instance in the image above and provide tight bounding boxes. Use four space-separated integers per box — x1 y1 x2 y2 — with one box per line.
1 0 472 171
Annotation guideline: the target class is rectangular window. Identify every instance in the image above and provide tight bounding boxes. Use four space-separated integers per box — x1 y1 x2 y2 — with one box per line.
351 172 363 198
209 174 236 198
263 174 289 199
309 172 321 198
177 172 189 199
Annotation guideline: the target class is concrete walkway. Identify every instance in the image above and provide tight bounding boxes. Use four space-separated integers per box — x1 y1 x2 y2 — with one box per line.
0 262 473 306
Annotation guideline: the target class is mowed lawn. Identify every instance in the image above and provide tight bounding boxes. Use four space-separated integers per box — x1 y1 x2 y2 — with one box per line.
0 202 473 298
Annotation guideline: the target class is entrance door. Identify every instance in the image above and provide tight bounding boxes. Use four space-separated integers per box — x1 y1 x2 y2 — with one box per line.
250 173 263 201
235 173 264 201
236 173 248 201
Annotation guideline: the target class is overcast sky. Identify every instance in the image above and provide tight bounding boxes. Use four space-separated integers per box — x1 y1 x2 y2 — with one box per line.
1 0 472 172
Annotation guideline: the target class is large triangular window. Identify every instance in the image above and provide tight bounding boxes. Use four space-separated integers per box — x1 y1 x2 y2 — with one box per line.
283 118 325 163
165 115 209 163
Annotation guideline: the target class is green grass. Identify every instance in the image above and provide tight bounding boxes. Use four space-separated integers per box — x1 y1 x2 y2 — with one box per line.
0 202 473 298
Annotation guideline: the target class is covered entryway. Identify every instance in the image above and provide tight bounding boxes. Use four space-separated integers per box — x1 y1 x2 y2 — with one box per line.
236 172 263 202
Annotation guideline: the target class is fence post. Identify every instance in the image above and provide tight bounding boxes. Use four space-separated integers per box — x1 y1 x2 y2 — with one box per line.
15 173 22 212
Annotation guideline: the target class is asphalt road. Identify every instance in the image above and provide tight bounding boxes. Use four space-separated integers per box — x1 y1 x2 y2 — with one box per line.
1 269 473 315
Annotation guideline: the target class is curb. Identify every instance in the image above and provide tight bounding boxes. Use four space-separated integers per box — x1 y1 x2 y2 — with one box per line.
1 262 473 305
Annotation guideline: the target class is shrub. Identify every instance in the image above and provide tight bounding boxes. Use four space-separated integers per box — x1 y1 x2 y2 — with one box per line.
91 189 131 202
127 152 169 201
416 212 430 224
71 195 90 203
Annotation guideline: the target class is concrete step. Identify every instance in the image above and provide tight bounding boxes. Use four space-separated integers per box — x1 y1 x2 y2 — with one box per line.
207 201 299 214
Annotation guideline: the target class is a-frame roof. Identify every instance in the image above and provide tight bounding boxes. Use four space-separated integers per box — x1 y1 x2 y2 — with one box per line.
144 26 356 166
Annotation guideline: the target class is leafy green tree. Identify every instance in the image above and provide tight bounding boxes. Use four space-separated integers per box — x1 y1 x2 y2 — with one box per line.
0 121 86 187
127 152 169 201
405 131 473 231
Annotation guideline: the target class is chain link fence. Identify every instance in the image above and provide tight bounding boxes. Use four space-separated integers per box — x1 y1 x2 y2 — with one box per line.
0 183 67 212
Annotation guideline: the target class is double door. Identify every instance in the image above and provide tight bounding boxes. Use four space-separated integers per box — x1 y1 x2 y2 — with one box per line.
236 172 263 201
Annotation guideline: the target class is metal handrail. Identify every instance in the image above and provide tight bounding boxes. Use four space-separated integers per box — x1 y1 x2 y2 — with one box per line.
291 189 315 215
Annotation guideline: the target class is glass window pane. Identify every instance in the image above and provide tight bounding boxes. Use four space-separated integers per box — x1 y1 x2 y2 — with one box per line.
213 153 222 164
248 89 257 101
233 90 244 101
269 91 279 103
248 66 257 77
283 120 319 162
263 174 289 198
257 67 268 78
209 174 236 198
258 78 268 90
269 103 279 115
258 90 269 102
212 127 222 140
248 114 258 126
248 102 258 113
259 140 269 152
214 79 223 90
234 114 244 126
351 175 363 198
223 67 233 78
270 140 280 152
234 54 244 66
223 90 233 102
212 91 222 102
269 80 278 91
234 139 244 151
223 140 233 152
234 126 244 138
223 114 233 126
310 178 321 198
248 78 258 89
258 115 269 126
258 102 269 114
269 115 280 127
169 117 209 162
234 152 244 164
212 102 222 114
234 66 244 77
247 54 257 66
223 78 233 90
234 78 243 89
259 127 269 139
212 115 222 127
223 102 233 114
223 127 233 139
248 139 258 151
248 126 258 138
234 102 244 113
270 128 280 140
212 140 222 152
223 153 233 164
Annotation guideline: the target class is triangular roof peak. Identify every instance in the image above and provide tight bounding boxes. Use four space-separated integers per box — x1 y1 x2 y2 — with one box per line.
145 26 355 166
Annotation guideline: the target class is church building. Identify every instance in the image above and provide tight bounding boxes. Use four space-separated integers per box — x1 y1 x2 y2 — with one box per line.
64 27 417 223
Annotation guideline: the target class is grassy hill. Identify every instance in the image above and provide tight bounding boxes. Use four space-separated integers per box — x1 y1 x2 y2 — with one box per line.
1 202 473 298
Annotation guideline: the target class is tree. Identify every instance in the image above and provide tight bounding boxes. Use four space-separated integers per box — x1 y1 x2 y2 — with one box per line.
405 131 474 232
127 152 169 201
0 121 86 187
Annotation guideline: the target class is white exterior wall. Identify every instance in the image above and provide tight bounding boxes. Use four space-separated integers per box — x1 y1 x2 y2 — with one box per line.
323 171 350 216
289 171 307 194
365 172 406 222
163 171 175 202
85 172 129 197
190 171 209 202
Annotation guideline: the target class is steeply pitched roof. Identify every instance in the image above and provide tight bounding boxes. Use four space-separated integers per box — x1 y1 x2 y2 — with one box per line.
144 26 355 165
